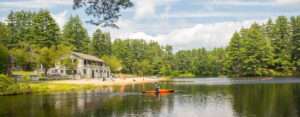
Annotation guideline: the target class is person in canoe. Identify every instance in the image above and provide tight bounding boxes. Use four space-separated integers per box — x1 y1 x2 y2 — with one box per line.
155 83 160 93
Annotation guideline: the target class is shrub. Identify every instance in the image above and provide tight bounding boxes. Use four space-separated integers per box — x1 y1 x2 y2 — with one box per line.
0 74 13 95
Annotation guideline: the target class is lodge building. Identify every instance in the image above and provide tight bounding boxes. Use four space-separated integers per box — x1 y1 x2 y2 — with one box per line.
37 51 111 79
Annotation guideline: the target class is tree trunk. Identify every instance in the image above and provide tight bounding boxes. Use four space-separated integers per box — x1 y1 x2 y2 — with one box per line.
44 67 48 76
7 54 14 77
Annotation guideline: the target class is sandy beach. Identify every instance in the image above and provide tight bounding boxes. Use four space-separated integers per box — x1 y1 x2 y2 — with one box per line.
47 77 168 86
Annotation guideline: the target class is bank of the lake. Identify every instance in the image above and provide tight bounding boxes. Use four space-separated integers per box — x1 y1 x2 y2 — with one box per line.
0 77 168 96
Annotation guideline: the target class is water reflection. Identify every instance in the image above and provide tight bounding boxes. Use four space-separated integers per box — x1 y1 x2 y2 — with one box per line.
0 78 300 117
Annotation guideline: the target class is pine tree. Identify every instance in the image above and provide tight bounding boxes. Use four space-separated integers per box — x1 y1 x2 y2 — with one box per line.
241 23 273 76
91 29 112 58
6 10 35 49
225 32 243 76
290 16 300 71
272 16 293 72
0 22 10 45
32 9 60 48
152 56 163 75
62 15 90 53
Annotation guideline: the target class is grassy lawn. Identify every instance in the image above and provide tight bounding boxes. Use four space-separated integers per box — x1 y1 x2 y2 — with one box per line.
1 73 103 96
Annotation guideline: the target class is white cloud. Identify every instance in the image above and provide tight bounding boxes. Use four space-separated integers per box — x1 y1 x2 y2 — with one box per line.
206 0 275 6
204 0 300 7
51 10 68 29
0 0 72 8
133 0 156 20
108 18 269 51
157 11 300 19
132 0 180 20
275 0 300 6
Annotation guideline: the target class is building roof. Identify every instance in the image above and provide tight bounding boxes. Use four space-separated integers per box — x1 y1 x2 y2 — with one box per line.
71 51 105 63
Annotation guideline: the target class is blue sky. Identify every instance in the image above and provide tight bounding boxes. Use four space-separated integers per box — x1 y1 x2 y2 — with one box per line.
1 0 300 51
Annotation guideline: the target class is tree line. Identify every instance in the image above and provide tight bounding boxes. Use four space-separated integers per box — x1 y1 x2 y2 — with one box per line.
0 9 299 77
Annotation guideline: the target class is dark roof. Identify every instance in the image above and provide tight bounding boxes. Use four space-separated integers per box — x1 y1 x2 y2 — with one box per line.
71 51 104 63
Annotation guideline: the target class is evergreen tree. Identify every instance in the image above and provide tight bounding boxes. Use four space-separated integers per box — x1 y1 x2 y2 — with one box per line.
272 16 293 72
152 56 163 75
192 53 218 76
290 16 300 71
240 23 273 76
0 22 10 45
62 15 90 53
91 29 112 58
32 9 60 48
211 48 226 75
6 10 35 49
225 32 243 76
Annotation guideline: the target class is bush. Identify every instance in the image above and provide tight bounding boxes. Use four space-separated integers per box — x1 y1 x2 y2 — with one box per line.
0 74 13 95
171 71 179 78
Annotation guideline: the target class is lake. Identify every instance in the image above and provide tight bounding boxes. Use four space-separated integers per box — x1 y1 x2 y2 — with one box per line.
1 77 300 117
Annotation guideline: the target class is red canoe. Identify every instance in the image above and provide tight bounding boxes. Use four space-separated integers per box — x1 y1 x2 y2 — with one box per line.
142 89 175 93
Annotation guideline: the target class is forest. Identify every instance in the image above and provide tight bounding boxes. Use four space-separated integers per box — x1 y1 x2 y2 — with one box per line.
0 9 299 77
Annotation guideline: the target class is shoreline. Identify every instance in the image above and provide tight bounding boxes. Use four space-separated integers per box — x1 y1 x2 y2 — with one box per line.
0 77 169 96
45 77 169 86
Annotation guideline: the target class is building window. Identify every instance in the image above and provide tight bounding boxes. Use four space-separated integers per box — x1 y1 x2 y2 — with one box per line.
61 70 64 74
83 69 87 74
74 70 77 75
84 60 87 65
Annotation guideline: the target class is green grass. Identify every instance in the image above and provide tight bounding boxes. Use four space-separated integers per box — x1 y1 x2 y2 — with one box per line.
0 82 103 95
0 74 103 95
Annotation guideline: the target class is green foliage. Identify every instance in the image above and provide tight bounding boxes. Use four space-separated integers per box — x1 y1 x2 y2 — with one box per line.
60 53 78 77
32 9 60 48
225 32 243 76
101 55 122 73
132 60 152 76
272 16 293 72
0 22 10 45
192 53 219 76
240 23 273 76
62 15 90 53
6 10 36 49
9 42 33 71
0 45 8 74
36 45 71 76
0 74 13 95
290 16 300 71
91 29 112 57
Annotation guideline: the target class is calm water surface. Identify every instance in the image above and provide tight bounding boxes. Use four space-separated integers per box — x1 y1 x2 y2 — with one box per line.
1 77 300 117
